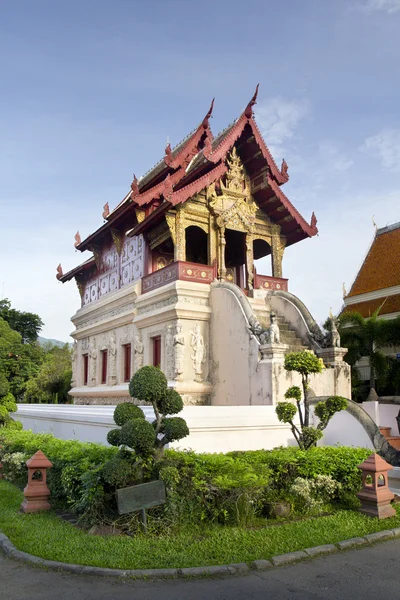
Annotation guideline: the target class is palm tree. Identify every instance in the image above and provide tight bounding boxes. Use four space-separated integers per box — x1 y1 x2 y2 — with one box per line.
339 306 400 392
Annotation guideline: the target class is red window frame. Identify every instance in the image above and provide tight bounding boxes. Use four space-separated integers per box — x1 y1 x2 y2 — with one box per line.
83 354 89 386
101 350 108 384
123 344 132 382
152 336 161 368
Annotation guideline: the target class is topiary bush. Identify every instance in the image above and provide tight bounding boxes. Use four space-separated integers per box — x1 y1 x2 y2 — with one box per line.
114 403 145 426
108 366 189 462
275 351 347 450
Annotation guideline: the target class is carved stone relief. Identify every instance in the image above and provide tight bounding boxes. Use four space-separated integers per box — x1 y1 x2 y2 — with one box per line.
190 322 207 382
164 323 175 380
108 331 117 384
173 321 185 381
133 329 144 372
88 337 97 386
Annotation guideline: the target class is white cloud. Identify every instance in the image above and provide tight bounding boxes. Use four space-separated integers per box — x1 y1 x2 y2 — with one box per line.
318 141 354 172
361 128 400 171
255 97 309 153
361 0 400 12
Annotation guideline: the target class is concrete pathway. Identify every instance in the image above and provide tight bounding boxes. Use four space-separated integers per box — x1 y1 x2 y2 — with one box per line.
1 538 399 600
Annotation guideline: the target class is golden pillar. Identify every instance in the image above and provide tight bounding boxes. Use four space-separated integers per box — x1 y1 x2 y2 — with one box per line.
271 235 285 278
174 208 186 262
245 233 254 290
219 226 226 280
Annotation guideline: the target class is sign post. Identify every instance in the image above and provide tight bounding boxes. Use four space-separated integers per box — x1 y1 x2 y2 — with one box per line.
116 480 166 532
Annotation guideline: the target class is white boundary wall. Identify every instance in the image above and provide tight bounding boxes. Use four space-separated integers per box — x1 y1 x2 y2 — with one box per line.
15 405 297 453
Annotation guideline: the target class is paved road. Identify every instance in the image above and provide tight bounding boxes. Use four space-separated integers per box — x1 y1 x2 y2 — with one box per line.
1 539 399 600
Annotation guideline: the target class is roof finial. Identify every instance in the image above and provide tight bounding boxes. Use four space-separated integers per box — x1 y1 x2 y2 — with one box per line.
244 84 259 118
130 174 139 197
102 202 110 219
281 158 289 178
164 140 173 166
56 264 63 280
74 231 81 248
342 282 347 298
372 214 378 232
310 212 317 230
202 98 215 128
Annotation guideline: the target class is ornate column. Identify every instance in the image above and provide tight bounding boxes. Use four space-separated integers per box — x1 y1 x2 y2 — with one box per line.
174 208 186 261
219 226 226 280
245 233 254 290
271 234 285 278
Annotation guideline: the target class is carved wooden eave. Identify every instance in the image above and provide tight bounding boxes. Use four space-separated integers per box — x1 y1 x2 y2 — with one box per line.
110 229 125 255
58 256 96 283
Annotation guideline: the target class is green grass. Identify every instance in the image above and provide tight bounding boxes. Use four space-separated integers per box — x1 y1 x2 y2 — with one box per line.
1 479 400 570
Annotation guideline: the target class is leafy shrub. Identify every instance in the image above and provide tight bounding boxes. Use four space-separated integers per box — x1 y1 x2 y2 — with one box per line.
290 475 342 513
129 366 167 403
275 351 347 450
106 428 122 447
114 403 144 426
120 419 156 455
112 366 189 461
0 391 18 429
101 457 137 488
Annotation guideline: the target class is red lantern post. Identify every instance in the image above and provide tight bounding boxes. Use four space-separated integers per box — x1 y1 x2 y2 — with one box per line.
21 450 53 513
357 453 396 519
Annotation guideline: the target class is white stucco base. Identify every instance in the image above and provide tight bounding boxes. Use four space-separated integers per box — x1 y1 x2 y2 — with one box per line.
15 404 297 453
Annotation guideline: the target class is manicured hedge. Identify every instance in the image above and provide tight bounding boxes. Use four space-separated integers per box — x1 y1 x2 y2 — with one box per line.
0 429 371 527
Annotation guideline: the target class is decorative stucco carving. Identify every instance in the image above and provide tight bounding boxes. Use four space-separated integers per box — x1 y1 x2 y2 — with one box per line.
134 330 144 372
190 322 207 382
75 302 136 331
181 394 210 406
164 323 175 380
173 322 185 381
88 337 97 386
108 331 117 384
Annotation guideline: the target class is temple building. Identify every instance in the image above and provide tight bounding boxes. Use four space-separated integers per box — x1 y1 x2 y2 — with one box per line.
343 222 400 320
59 87 350 406
343 221 400 381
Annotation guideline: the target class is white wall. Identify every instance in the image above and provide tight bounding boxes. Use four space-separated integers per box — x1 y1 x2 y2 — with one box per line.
14 404 297 453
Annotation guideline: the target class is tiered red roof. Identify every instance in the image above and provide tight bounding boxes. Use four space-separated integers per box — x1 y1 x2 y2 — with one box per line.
61 87 318 281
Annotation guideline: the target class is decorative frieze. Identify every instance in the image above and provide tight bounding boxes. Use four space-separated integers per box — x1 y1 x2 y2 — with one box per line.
255 274 288 292
75 302 136 331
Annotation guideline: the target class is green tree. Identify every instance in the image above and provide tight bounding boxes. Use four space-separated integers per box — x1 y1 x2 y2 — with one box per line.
0 317 43 400
275 350 347 450
24 344 72 404
107 366 189 461
0 299 44 344
339 308 400 392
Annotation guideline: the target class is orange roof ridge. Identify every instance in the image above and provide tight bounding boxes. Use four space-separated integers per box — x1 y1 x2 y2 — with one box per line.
347 222 400 298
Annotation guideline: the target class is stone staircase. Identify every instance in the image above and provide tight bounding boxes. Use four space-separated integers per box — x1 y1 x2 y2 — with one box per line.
248 297 309 353
276 315 309 352
379 426 400 450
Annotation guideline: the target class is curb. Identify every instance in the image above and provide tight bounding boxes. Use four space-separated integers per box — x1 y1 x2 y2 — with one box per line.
0 529 399 580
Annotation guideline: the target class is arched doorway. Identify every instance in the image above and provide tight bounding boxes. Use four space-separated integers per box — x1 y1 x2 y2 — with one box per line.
225 229 246 287
253 238 272 277
185 226 208 265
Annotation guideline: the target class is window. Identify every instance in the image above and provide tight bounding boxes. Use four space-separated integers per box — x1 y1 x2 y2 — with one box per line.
83 354 89 386
101 350 108 384
123 344 131 382
152 336 161 368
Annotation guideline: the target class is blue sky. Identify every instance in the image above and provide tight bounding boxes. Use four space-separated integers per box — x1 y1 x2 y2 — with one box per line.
1 0 399 341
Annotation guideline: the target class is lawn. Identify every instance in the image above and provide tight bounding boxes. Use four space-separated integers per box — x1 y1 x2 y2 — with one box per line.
1 480 400 570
